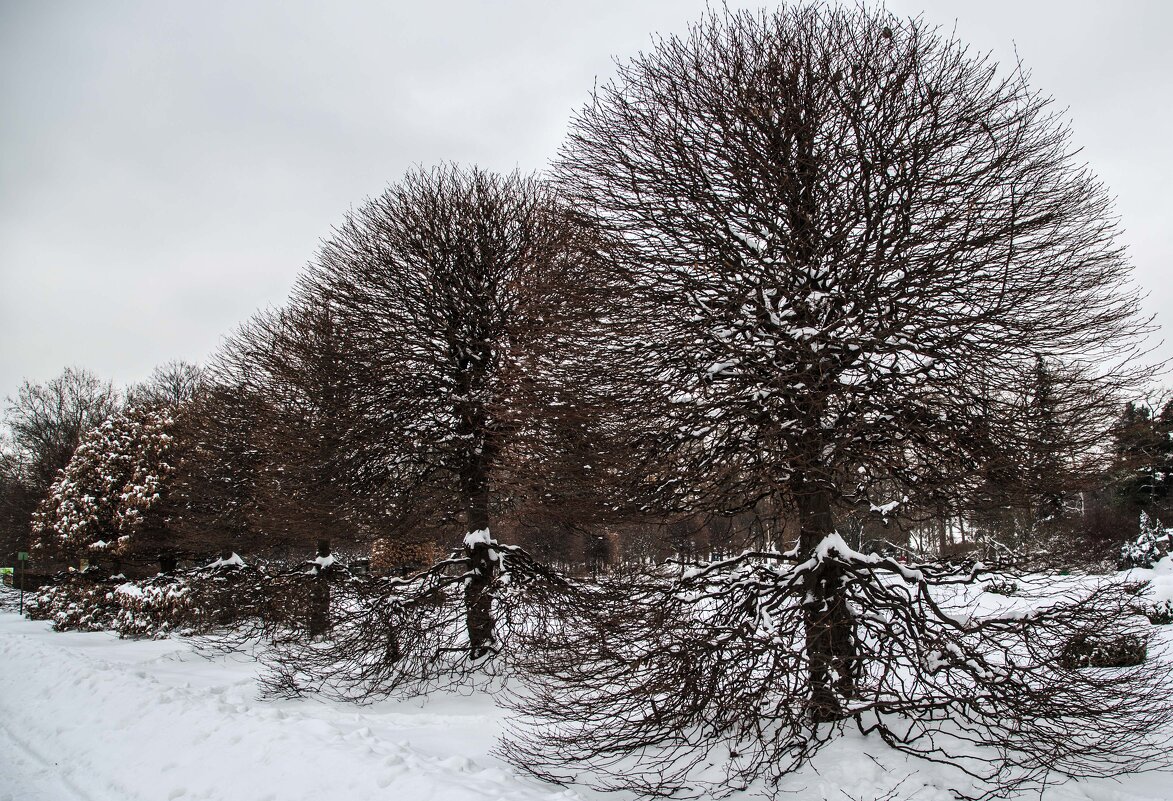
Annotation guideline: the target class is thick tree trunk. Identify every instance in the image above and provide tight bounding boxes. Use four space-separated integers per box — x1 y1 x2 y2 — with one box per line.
463 467 496 660
158 552 178 575
794 478 858 723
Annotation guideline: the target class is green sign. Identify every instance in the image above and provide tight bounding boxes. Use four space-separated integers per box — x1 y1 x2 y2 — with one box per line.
17 552 29 561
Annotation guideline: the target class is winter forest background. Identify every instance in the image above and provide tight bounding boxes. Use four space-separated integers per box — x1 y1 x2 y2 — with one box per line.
3 4 1173 801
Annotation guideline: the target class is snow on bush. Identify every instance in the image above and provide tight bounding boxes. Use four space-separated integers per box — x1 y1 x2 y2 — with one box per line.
112 575 201 639
1123 552 1173 625
30 404 177 561
24 554 358 641
1118 512 1171 569
25 572 121 632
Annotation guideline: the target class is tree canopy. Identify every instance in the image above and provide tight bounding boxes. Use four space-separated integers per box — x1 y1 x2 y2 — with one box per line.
555 3 1151 551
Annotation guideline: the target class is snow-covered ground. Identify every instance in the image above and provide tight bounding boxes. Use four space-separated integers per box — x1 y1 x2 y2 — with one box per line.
2 583 1171 801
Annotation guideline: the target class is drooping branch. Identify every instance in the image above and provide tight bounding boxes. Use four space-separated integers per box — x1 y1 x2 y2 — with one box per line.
504 540 1173 798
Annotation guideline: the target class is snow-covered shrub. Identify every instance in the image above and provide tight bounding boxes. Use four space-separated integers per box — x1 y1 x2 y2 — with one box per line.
983 579 1018 595
21 547 365 641
1060 632 1148 668
30 404 178 564
25 572 121 632
111 556 288 639
1140 599 1173 625
1117 512 1171 569
112 575 201 639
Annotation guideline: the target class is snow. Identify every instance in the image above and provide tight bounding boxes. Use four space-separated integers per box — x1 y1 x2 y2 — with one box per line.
1124 554 1173 606
115 582 144 598
202 552 246 569
463 528 494 548
0 598 593 801
2 581 1172 801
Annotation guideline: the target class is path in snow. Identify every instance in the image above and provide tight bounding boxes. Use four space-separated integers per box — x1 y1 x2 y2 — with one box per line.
0 605 587 801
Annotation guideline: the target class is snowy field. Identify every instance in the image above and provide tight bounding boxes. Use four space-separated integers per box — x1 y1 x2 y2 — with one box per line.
2 582 1172 801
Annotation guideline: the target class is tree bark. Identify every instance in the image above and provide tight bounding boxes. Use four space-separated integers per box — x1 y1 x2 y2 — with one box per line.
463 467 496 660
158 552 178 575
308 539 331 638
794 478 858 722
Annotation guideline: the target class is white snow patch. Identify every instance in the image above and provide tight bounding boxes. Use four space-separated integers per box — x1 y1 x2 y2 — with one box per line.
0 603 585 801
202 552 245 569
870 500 900 516
463 528 494 548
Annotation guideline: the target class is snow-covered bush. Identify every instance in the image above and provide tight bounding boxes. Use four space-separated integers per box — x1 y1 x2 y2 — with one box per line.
30 404 178 565
112 575 201 639
983 579 1019 595
1140 599 1173 625
22 553 338 640
110 556 304 640
1118 512 1171 569
1060 632 1147 668
25 572 121 632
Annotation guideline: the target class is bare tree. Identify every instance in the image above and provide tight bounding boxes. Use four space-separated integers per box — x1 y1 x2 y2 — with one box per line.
215 299 375 558
127 360 206 409
1 367 119 564
3 367 120 496
506 5 1166 796
285 165 605 657
164 382 318 563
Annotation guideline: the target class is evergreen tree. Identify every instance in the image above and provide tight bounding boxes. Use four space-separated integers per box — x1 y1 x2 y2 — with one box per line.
31 404 178 572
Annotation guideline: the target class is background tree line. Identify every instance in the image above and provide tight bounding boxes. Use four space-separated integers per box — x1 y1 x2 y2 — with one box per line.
3 246 1163 577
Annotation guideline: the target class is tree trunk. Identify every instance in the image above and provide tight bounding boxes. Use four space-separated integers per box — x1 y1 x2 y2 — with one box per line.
308 539 331 638
158 552 178 575
794 478 858 723
463 470 496 660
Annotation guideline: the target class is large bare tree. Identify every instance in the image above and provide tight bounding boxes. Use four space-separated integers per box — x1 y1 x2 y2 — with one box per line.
556 6 1149 543
290 165 605 657
507 5 1166 796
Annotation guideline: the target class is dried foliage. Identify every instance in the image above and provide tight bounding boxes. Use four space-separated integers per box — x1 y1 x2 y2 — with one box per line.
30 404 179 568
25 555 349 641
25 571 122 632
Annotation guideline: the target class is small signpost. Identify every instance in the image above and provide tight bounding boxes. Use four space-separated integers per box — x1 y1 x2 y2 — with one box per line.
18 551 28 614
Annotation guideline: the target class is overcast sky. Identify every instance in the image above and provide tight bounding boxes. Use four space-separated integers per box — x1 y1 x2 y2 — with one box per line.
2 0 1171 402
